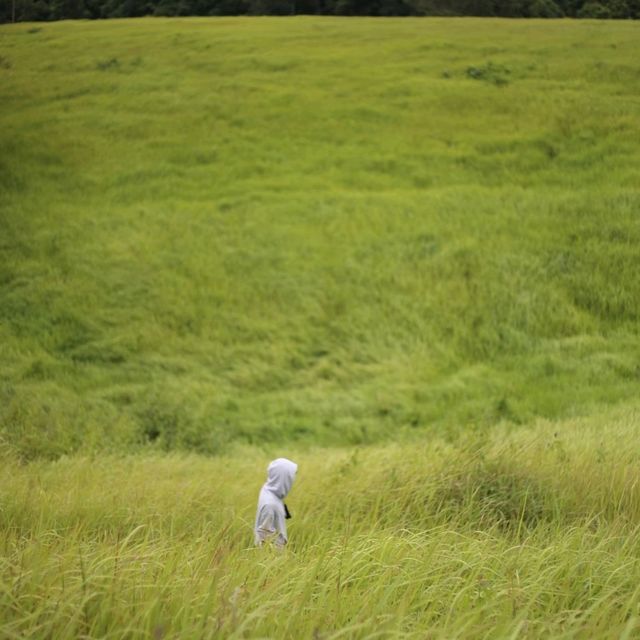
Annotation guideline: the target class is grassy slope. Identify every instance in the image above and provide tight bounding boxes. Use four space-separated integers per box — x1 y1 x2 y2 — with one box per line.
2 409 640 638
1 18 640 457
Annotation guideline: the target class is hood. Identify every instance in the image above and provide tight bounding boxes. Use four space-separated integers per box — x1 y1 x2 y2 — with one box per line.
264 458 297 499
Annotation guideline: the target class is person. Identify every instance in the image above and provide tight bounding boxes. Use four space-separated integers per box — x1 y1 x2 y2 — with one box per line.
254 457 297 548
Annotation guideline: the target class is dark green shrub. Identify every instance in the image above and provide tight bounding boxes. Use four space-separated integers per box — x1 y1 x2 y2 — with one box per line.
607 0 632 17
577 1 612 17
466 62 511 86
96 57 120 71
529 0 563 16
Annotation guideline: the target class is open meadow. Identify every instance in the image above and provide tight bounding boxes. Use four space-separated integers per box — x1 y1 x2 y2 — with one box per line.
3 411 640 638
1 16 640 638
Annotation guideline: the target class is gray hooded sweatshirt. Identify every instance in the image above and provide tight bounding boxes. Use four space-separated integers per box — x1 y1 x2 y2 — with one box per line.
254 458 298 547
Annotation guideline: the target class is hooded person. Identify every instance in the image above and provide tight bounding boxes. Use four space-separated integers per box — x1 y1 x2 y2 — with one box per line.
254 458 298 547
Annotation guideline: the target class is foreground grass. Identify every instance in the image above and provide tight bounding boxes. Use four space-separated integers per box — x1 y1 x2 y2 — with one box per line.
2 408 640 638
1 18 640 457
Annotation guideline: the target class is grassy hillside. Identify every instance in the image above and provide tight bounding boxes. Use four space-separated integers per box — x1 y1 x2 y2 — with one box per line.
1 18 640 458
2 409 640 638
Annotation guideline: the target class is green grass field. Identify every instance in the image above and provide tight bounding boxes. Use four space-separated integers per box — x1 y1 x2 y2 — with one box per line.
3 410 640 638
2 17 640 457
1 16 640 638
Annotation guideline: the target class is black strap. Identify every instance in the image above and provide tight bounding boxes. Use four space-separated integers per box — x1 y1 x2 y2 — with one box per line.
284 503 292 519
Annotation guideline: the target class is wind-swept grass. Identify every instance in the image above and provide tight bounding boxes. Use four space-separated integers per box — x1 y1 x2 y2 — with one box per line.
2 409 640 638
2 17 639 638
1 18 640 457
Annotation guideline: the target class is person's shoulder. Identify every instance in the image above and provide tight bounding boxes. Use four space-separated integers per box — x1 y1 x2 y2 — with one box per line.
258 488 274 503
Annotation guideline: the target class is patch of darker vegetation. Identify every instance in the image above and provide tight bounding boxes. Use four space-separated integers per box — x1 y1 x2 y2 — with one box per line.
434 460 560 533
69 341 128 365
466 62 511 86
136 393 185 447
0 56 12 70
410 233 440 260
96 58 120 71
94 57 142 73
134 388 231 454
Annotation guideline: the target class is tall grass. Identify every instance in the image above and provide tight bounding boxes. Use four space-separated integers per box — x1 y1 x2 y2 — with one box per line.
2 17 639 637
1 18 640 457
2 409 640 638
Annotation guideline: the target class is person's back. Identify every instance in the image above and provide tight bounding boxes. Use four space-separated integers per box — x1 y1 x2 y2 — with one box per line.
254 458 297 547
